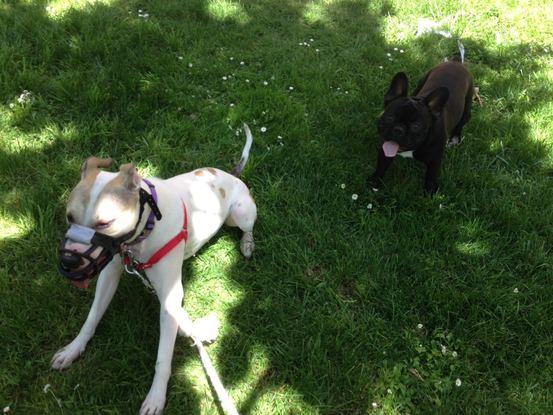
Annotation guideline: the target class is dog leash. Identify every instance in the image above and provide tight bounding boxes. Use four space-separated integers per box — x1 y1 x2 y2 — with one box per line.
193 339 240 415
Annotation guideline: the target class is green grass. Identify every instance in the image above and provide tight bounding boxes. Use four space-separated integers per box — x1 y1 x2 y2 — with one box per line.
1 0 553 413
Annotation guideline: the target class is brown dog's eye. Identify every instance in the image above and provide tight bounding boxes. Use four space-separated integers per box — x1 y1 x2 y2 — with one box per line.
411 122 421 132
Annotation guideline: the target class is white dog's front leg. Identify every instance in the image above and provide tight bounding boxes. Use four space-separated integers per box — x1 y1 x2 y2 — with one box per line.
51 259 122 370
140 276 183 415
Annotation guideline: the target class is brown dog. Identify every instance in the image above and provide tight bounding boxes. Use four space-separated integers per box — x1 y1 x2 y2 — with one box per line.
370 61 474 194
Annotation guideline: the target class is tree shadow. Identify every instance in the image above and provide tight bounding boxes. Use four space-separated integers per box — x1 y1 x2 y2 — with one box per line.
1 0 552 414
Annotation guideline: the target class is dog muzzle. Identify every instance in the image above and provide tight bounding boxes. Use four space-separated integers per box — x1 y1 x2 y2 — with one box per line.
59 224 134 282
58 180 162 286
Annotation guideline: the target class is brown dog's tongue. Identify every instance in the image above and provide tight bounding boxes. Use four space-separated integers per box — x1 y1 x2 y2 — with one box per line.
71 279 89 289
383 141 400 157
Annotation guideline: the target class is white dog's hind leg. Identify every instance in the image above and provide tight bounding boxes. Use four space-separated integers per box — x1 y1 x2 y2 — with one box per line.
226 191 257 258
175 308 219 343
51 259 122 370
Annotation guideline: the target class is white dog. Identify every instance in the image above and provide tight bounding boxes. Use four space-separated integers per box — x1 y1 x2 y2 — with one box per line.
52 125 256 414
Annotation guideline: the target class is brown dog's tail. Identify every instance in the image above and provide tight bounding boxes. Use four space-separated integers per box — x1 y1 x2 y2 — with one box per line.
231 123 253 177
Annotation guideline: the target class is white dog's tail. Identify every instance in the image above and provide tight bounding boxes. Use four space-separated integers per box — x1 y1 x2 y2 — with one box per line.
231 123 253 177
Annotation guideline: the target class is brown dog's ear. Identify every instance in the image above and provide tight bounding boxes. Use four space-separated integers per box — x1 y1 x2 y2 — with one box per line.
118 163 141 191
81 157 113 179
424 87 449 117
384 72 408 106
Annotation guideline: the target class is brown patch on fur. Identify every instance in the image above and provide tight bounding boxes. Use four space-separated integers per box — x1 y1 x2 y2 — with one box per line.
194 170 205 176
207 168 217 175
219 188 226 198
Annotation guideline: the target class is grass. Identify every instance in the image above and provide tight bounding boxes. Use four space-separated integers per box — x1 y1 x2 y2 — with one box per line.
1 0 553 413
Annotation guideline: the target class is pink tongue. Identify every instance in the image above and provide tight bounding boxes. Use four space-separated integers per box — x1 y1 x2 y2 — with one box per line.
71 279 90 289
382 141 400 157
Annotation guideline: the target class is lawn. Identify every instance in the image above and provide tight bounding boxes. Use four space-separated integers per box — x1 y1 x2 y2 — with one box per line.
1 0 552 414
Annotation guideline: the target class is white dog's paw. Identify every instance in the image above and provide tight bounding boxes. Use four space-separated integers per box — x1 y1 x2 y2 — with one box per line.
192 313 220 344
140 387 166 415
240 231 255 259
51 341 86 370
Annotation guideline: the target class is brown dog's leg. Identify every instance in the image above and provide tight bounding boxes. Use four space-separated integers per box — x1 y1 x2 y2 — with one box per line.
369 148 395 190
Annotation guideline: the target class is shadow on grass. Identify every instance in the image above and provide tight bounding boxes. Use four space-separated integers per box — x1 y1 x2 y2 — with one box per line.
1 0 552 414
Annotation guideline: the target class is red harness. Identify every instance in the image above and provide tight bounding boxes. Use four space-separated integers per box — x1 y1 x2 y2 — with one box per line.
122 201 188 272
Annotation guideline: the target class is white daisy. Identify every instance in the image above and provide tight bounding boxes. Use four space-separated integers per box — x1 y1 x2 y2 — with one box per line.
289 86 294 91
452 351 458 358
340 183 346 189
417 323 423 329
222 76 228 80
43 384 51 393
351 194 358 200
372 402 378 409
455 378 462 387
260 127 267 133
367 203 373 210
240 61 245 65
188 63 193 67
263 81 268 85
513 287 519 293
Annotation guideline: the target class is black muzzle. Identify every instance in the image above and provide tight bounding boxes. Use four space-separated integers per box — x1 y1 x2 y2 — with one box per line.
59 224 132 281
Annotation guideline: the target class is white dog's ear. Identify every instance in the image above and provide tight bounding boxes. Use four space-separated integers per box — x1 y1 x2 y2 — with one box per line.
119 163 141 191
81 156 112 179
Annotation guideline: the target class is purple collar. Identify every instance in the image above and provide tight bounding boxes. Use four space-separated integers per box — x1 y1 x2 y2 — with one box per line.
129 178 162 244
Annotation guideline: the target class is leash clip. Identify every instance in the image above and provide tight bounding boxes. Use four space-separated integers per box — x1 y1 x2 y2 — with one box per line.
121 247 155 292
